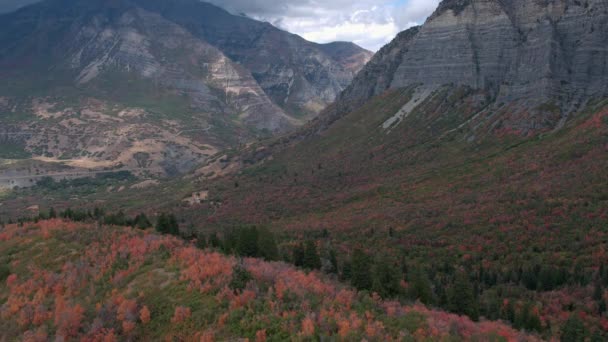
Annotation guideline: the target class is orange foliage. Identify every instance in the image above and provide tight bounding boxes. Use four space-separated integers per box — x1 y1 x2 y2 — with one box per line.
301 316 315 336
171 306 192 323
255 329 267 342
54 297 85 338
230 290 256 309
140 306 151 324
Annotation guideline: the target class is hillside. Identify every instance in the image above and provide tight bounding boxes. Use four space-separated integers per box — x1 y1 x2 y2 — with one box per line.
1 0 607 340
0 0 371 181
0 219 534 340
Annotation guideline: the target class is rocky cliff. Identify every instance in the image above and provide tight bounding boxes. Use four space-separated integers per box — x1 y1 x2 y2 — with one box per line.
0 0 371 177
133 0 373 118
330 0 608 132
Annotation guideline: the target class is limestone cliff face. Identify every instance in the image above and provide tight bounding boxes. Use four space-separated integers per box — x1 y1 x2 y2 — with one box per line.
393 0 608 108
133 0 373 118
332 0 608 132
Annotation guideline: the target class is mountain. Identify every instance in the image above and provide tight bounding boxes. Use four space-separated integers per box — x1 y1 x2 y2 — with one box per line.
0 0 371 178
151 0 607 338
331 0 608 133
132 0 373 118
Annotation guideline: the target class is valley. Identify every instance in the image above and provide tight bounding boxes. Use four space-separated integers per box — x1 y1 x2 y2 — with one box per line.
1 0 608 340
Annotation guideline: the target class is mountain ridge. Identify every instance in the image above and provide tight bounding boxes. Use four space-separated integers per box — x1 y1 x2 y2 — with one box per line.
0 0 371 179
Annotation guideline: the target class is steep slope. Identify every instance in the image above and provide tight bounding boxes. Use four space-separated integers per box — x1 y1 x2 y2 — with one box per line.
332 0 608 133
0 0 371 180
133 0 373 118
0 0 296 177
156 0 608 338
0 219 536 340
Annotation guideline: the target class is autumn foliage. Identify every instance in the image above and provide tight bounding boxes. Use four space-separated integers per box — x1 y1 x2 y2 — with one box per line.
0 219 540 340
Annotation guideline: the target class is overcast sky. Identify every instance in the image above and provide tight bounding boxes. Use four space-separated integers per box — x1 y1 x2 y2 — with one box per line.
208 0 440 51
0 0 441 51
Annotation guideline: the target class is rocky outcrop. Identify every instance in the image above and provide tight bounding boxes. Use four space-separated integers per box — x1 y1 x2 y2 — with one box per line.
0 0 371 176
330 0 608 132
133 0 373 118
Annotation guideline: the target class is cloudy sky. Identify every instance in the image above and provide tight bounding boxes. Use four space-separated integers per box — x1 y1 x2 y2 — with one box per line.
208 0 440 51
0 0 441 51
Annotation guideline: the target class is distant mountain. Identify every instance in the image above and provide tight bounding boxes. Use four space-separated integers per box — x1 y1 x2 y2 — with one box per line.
133 0 373 117
0 0 371 178
330 0 608 133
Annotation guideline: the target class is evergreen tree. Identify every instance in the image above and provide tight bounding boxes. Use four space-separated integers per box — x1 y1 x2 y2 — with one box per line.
591 330 605 342
293 243 306 267
372 257 402 298
155 213 179 235
561 313 587 342
409 267 433 305
196 234 207 249
229 263 252 292
328 248 338 274
303 240 321 269
166 214 179 236
49 207 57 219
209 232 222 249
236 226 259 257
448 271 479 321
257 227 279 261
351 248 372 291
134 213 152 229
340 261 352 281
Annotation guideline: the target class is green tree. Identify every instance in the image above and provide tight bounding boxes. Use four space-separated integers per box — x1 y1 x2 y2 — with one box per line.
561 313 587 342
408 267 433 305
49 207 57 219
372 257 402 298
134 213 152 229
257 227 279 261
236 226 259 257
155 213 179 235
340 261 352 281
351 248 372 291
229 263 252 292
328 248 338 274
303 240 321 269
209 232 222 249
196 234 207 249
293 243 306 267
448 271 479 321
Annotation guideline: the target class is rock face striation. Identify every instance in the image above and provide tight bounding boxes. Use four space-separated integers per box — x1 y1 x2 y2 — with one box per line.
0 0 371 176
133 0 373 118
331 0 608 132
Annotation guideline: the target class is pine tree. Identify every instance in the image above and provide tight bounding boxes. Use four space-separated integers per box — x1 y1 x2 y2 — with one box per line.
328 248 338 274
293 243 306 267
49 207 57 219
351 248 372 291
257 227 279 261
448 271 479 321
303 240 321 269
209 232 222 249
236 226 259 257
340 261 352 281
155 213 178 235
166 214 179 236
196 234 207 249
134 213 152 229
561 313 587 342
229 263 252 292
409 267 433 305
372 257 402 298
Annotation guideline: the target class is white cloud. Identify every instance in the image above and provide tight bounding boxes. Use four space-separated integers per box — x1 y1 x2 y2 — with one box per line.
207 0 441 51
